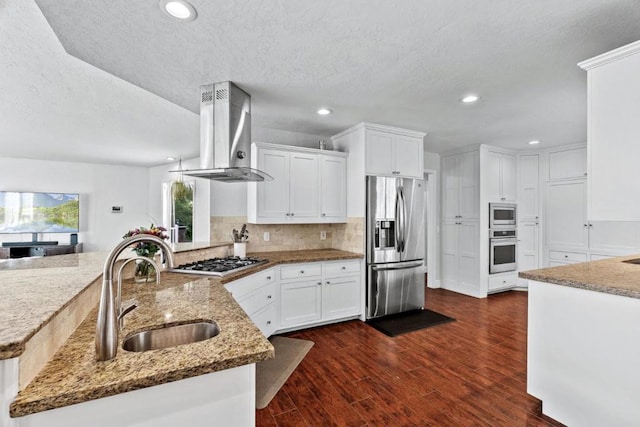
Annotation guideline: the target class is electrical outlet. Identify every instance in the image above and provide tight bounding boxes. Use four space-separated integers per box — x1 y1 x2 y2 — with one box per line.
263 232 270 242
320 231 327 240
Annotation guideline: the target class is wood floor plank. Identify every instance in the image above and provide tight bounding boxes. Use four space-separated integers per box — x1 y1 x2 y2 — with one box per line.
257 288 564 427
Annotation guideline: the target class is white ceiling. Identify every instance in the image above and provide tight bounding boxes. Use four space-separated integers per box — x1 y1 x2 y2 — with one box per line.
0 0 198 167
3 1 640 167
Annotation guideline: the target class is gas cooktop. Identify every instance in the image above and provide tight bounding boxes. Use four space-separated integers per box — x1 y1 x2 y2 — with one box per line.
169 256 268 277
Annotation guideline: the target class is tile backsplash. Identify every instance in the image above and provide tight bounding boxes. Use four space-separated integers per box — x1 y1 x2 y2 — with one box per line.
210 216 364 254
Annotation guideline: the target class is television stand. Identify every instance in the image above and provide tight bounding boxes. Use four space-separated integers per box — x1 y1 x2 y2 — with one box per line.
2 241 59 247
0 243 82 259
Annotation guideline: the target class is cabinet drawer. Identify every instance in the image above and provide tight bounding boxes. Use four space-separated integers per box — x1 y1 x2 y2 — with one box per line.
548 250 587 264
324 260 361 277
237 281 277 316
251 303 278 337
280 263 322 280
488 273 517 291
225 268 275 299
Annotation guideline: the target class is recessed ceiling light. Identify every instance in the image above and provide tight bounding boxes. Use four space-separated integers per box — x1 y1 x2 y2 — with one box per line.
461 94 479 104
159 0 197 21
317 108 333 116
167 156 176 161
528 140 541 145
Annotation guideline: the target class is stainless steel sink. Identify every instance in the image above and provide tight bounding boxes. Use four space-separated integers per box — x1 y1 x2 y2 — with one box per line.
122 320 220 352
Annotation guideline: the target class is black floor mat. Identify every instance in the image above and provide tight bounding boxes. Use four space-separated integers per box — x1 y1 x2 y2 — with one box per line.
366 309 455 337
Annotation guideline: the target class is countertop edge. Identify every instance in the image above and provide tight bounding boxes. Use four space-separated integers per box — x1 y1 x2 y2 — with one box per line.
9 347 274 418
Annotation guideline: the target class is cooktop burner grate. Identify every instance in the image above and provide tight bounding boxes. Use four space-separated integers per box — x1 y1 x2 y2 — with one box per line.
169 256 268 277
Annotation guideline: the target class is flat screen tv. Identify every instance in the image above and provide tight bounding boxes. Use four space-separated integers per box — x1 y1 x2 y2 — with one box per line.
0 191 79 233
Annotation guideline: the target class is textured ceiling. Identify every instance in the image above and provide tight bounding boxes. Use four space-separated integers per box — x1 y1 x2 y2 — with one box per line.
5 1 640 167
0 0 199 167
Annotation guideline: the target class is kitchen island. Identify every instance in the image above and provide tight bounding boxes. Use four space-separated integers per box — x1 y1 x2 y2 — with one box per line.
519 256 640 426
1 246 363 427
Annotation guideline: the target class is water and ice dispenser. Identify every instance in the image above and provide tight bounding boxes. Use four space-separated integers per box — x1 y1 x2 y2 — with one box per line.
374 220 396 249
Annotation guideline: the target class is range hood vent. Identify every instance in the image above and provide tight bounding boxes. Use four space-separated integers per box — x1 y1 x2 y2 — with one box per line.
176 81 272 183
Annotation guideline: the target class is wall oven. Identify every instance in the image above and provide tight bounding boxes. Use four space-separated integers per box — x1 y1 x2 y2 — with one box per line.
489 203 517 229
489 229 517 274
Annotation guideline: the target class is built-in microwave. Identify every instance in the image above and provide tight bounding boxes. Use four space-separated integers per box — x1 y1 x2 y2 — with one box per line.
489 203 517 229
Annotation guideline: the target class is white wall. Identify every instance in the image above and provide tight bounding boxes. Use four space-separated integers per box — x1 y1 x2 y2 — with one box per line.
0 157 150 252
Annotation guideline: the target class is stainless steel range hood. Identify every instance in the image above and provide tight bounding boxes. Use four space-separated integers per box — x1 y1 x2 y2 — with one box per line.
178 82 272 182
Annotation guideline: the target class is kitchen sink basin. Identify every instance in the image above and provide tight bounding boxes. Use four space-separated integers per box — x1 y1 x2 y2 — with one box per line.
622 258 640 265
122 320 220 352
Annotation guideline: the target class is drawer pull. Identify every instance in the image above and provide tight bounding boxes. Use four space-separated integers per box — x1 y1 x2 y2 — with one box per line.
317 281 322 285
564 255 568 258
266 320 271 325
341 266 346 270
266 276 271 280
300 270 304 274
267 295 272 299
326 281 330 285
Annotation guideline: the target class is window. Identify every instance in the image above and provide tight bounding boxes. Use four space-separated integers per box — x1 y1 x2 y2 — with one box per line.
162 179 195 243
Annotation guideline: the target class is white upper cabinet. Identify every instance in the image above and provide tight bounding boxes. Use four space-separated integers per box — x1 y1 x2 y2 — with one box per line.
485 150 516 203
443 150 479 221
579 41 640 221
518 153 540 221
365 126 424 178
548 146 587 181
320 155 347 221
248 142 347 224
289 152 320 219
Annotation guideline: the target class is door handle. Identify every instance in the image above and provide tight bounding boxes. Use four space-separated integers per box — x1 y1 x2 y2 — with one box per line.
399 186 407 253
372 261 423 271
394 190 401 253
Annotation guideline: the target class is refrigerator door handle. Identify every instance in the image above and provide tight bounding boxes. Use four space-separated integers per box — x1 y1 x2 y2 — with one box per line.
371 260 423 271
399 186 407 253
394 189 401 253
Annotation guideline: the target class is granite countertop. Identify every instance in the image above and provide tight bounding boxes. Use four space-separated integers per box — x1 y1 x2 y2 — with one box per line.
8 248 363 417
10 273 273 418
0 242 232 360
519 254 640 299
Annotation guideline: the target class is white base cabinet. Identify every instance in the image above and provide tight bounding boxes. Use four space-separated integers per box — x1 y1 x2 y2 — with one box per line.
225 259 363 336
279 260 362 331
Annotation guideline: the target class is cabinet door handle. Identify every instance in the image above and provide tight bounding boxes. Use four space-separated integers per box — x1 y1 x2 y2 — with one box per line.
266 276 271 280
322 213 326 217
291 213 295 217
266 320 271 325
583 224 588 227
341 266 346 270
326 281 330 285
317 281 322 285
300 270 305 274
564 255 568 258
267 295 272 299
285 213 290 216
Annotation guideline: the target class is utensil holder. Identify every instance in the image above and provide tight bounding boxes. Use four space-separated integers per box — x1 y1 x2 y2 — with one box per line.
234 242 247 258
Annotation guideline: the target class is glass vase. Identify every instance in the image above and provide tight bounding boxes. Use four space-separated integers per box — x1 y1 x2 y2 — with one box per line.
134 258 156 283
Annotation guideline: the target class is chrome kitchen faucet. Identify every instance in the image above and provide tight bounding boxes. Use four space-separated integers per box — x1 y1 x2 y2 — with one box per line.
95 235 175 361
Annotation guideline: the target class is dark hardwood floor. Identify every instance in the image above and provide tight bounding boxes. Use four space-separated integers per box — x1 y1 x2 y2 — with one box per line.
256 288 564 426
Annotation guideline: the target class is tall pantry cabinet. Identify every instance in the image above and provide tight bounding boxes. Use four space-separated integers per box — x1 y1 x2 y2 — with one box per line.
441 149 481 297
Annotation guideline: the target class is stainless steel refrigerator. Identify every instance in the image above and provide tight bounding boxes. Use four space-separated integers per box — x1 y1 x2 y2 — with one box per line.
366 176 425 319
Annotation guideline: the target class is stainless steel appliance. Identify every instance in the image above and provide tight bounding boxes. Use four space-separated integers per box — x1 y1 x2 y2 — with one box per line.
489 202 517 229
170 256 268 277
366 176 425 319
489 229 517 273
177 81 273 182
